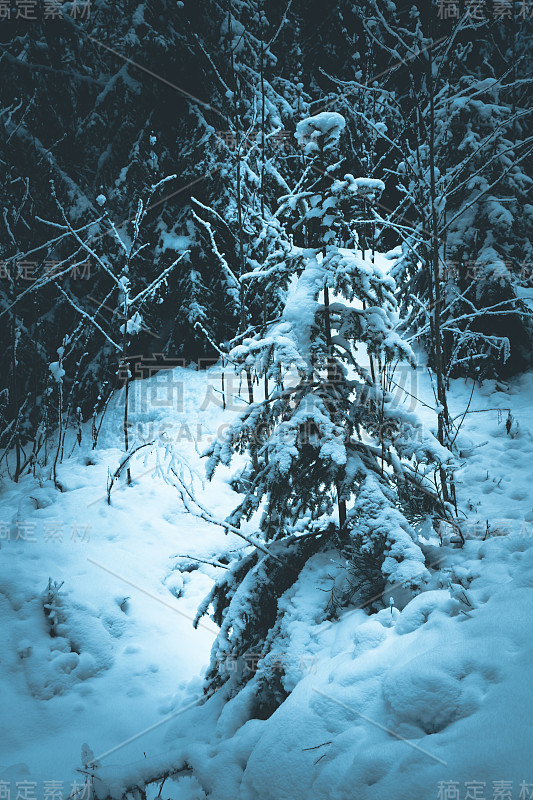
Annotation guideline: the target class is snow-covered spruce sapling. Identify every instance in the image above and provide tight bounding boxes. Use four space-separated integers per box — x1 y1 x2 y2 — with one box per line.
197 112 453 695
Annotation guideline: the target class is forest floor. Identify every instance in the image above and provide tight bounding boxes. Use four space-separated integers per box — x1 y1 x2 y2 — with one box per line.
1 357 533 799
0 368 245 787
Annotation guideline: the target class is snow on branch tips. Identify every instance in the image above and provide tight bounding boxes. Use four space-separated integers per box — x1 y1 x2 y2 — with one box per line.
295 112 346 154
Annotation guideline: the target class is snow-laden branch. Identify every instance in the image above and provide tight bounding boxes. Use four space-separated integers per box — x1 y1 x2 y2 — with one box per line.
131 251 189 307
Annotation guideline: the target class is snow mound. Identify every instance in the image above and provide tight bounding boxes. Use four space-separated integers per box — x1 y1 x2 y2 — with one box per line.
395 589 461 634
382 640 502 735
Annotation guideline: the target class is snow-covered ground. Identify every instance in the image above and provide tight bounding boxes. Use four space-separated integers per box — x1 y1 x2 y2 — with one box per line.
0 368 246 787
2 359 533 799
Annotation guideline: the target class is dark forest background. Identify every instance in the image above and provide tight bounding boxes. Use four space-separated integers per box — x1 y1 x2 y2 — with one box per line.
0 0 531 477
